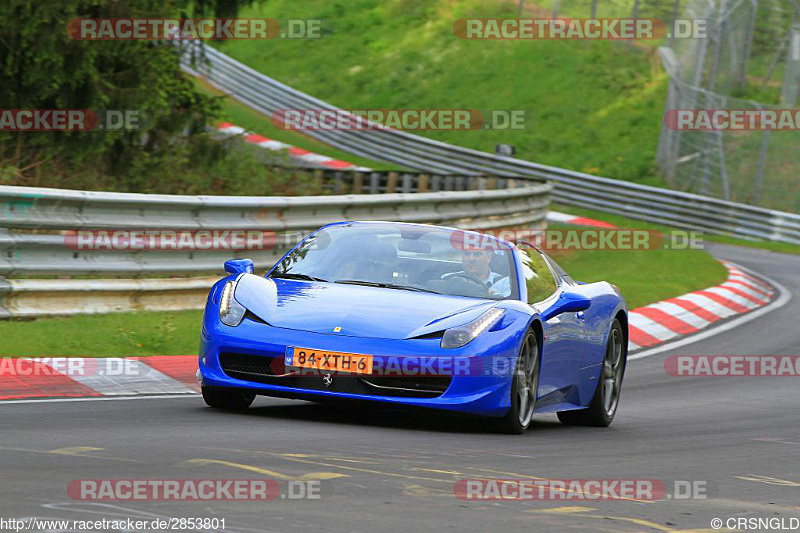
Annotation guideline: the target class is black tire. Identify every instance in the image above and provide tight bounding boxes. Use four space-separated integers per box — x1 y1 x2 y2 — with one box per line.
496 330 540 434
202 386 255 411
557 318 626 427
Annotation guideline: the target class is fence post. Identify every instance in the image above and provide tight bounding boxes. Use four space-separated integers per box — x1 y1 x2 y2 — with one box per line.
402 173 412 193
738 0 757 92
707 1 724 90
782 23 800 106
752 128 771 205
386 171 398 193
352 173 363 194
670 0 681 47
552 0 560 19
418 174 430 192
591 0 598 19
629 0 640 48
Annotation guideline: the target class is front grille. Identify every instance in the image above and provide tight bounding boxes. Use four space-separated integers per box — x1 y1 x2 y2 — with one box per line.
220 352 278 378
218 352 449 398
359 376 452 394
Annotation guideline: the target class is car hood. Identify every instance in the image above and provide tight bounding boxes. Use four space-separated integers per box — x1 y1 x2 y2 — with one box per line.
233 274 497 340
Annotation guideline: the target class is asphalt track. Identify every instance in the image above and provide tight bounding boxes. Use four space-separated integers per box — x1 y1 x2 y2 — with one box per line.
1 244 798 532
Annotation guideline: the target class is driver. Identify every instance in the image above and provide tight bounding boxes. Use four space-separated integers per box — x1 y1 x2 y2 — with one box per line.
443 250 510 296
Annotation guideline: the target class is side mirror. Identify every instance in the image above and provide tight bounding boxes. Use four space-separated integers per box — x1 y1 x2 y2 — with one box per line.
541 291 591 321
224 258 254 275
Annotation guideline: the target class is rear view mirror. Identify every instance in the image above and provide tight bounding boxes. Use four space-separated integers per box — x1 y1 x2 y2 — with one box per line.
224 258 255 275
541 291 591 321
398 239 431 254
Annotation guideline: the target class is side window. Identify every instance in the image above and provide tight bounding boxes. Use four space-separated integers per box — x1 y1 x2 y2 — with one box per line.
520 249 559 304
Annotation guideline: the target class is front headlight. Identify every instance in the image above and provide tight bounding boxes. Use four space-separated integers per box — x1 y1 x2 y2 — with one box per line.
441 308 505 349
219 280 246 327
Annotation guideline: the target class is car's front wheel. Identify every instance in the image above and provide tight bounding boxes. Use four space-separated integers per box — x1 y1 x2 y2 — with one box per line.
497 330 539 434
557 318 626 427
202 386 255 411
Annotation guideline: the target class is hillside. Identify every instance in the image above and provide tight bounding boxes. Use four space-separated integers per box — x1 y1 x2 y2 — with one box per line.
214 0 669 185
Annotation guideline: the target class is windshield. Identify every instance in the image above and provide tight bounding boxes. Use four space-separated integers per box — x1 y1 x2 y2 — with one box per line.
270 223 519 301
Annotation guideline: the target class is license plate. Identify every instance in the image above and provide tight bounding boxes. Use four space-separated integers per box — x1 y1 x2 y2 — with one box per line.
285 347 373 374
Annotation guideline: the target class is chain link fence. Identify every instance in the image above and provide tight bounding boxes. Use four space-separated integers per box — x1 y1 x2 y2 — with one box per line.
657 0 800 212
529 0 799 212
658 76 800 209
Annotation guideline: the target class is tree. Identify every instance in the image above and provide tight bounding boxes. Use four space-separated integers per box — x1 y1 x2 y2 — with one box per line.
0 0 254 182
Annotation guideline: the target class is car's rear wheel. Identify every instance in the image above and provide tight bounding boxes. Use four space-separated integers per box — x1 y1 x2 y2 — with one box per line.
202 386 255 411
497 330 539 434
557 318 626 427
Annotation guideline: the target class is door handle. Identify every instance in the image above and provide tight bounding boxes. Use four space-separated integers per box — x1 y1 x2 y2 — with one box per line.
576 311 585 320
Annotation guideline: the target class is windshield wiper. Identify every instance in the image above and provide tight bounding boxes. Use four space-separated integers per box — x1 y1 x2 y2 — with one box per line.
334 279 440 294
271 272 328 282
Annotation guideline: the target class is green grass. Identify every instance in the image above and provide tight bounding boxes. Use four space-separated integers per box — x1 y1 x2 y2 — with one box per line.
196 78 399 171
548 223 728 309
210 0 668 186
0 311 203 357
551 202 800 255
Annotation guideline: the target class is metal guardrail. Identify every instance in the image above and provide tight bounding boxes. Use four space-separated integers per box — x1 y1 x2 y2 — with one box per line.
183 43 800 245
0 174 548 277
0 172 550 317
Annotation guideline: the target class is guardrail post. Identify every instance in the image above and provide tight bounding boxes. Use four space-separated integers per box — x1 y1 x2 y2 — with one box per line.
314 169 324 191
352 173 364 194
386 172 398 193
402 174 412 193
418 174 430 192
333 172 344 194
0 278 10 318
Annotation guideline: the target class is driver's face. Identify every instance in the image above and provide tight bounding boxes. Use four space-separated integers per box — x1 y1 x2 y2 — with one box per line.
462 250 491 278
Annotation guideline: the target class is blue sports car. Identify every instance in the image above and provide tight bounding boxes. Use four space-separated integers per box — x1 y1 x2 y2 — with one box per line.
198 221 628 433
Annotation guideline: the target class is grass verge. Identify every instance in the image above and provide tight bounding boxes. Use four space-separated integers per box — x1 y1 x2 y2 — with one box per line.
0 311 202 358
551 203 800 256
548 222 728 309
211 0 668 186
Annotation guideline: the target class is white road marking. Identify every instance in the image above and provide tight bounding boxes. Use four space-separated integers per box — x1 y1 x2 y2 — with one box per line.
628 312 680 341
702 286 760 309
721 281 770 302
0 394 199 405
672 292 738 318
645 301 711 329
